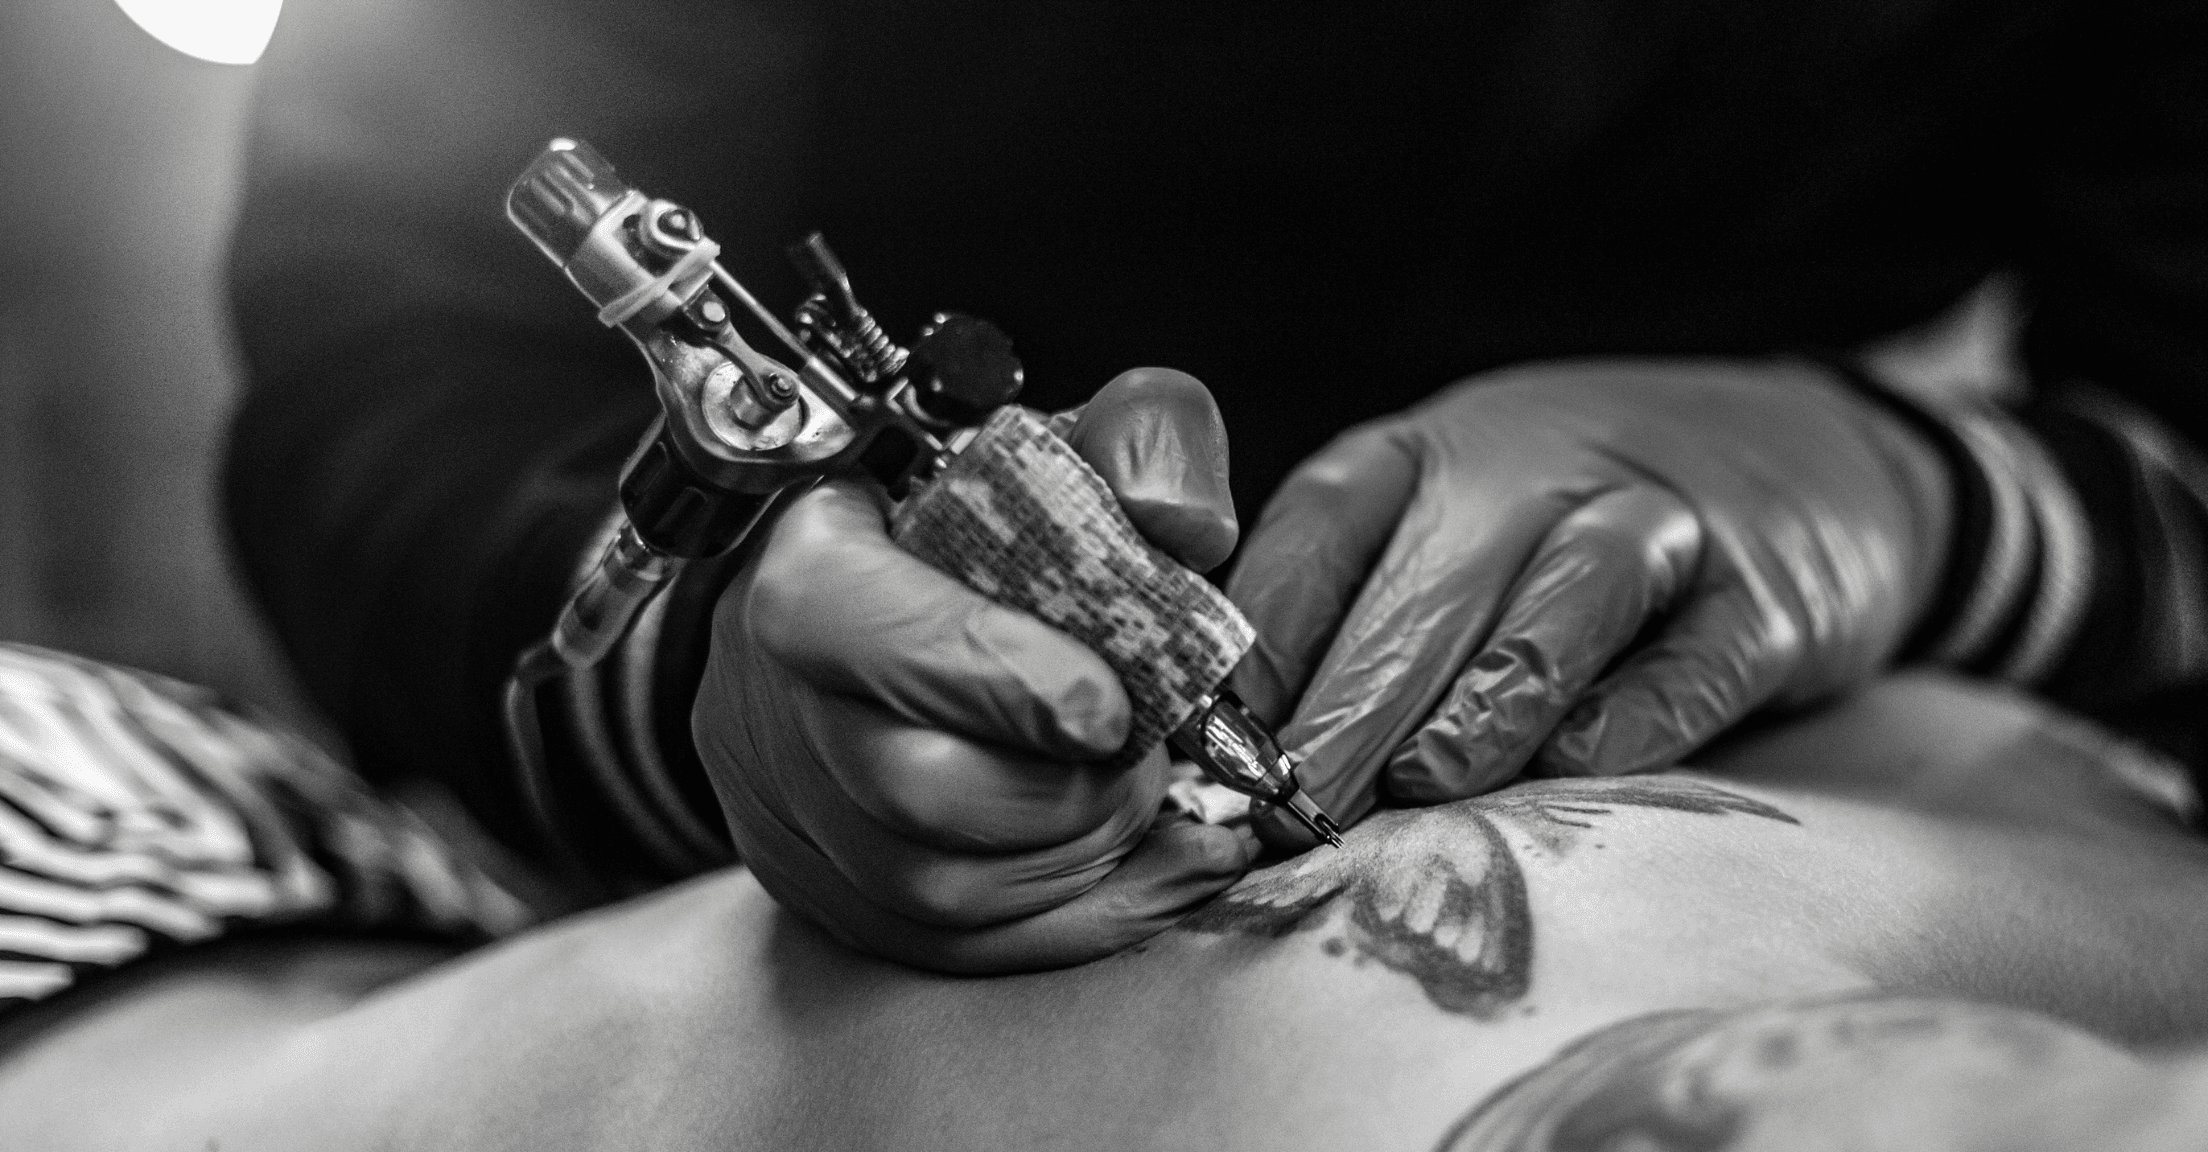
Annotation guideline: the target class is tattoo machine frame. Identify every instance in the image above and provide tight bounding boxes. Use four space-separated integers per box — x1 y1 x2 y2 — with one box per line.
500 138 1342 857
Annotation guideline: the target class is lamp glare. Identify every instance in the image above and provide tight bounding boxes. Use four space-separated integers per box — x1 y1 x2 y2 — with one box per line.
112 0 283 66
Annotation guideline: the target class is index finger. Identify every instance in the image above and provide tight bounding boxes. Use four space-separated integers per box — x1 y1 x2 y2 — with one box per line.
1259 447 1585 840
1226 423 1420 729
1061 367 1241 573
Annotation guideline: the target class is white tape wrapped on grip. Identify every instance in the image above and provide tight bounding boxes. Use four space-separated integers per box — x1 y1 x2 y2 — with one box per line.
890 407 1256 770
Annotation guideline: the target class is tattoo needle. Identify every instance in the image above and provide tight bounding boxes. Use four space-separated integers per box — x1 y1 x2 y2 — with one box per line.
1172 691 1345 848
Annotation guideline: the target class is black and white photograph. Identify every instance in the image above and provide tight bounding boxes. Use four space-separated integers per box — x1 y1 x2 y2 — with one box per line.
1 0 2205 1147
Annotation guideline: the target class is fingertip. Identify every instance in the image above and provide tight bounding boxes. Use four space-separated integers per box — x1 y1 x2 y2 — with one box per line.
1121 495 1240 574
1183 820 1259 878
1533 703 1607 777
1232 822 1263 867
1536 696 1684 778
1084 823 1250 938
1381 724 1517 803
1066 367 1240 572
1137 818 1256 880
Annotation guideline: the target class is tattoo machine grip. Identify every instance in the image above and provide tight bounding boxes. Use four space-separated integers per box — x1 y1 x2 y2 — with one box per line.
889 406 1256 771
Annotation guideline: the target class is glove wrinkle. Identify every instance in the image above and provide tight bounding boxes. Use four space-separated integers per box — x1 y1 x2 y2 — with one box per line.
1543 578 1796 776
1237 359 1948 843
1392 485 1705 797
1385 636 1561 802
1229 423 1422 727
1271 451 1586 827
698 375 1250 971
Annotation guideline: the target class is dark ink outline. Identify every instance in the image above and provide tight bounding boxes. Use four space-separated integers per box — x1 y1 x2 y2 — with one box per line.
1430 994 2136 1151
1177 779 1795 1017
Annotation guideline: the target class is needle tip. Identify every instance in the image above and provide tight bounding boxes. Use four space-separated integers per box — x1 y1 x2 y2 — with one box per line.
1281 790 1346 851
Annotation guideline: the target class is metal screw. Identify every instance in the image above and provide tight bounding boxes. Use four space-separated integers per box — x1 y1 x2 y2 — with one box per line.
694 296 728 326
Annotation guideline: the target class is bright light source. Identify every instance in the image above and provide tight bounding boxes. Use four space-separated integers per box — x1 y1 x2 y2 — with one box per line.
113 0 284 66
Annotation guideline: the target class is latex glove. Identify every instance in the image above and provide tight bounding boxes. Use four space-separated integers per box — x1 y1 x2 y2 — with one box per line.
696 367 1253 973
1229 358 1951 848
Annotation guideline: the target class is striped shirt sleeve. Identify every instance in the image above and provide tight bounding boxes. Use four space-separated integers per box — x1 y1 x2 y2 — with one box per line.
0 642 533 1014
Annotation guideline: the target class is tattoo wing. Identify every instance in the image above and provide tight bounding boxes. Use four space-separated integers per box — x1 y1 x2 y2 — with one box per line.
1178 780 1795 1019
1434 996 2154 1152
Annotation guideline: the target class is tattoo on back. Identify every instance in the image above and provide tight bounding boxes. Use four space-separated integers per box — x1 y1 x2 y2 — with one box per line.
1176 779 1794 1018
1430 995 2144 1151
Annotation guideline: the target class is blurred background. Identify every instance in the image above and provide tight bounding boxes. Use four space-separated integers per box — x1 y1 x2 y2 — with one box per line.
0 0 315 728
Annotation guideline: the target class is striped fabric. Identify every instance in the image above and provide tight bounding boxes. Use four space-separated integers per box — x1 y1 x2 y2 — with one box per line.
0 643 531 1014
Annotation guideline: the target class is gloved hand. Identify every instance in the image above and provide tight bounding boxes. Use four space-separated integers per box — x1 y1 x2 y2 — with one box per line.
1228 358 1953 848
696 367 1255 973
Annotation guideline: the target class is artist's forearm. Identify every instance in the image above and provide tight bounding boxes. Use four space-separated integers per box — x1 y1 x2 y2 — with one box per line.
1836 355 2208 788
2024 390 2208 712
2007 0 2208 750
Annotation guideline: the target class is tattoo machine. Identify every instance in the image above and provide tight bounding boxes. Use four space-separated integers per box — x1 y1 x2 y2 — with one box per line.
500 138 1343 849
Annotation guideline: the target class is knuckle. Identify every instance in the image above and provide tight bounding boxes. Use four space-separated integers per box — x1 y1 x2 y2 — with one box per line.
1280 423 1402 497
1752 601 1808 666
1559 515 1651 570
744 552 818 661
874 772 965 844
746 499 876 662
743 584 802 660
1566 488 1702 570
872 738 1119 852
885 859 997 929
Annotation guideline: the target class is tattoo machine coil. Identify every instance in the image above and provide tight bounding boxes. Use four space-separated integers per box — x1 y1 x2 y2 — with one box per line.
500 138 1343 853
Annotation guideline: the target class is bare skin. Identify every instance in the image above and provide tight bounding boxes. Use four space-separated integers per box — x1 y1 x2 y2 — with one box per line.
4 673 2207 1151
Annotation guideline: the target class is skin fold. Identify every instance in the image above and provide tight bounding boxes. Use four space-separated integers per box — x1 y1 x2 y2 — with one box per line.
4 673 2206 1151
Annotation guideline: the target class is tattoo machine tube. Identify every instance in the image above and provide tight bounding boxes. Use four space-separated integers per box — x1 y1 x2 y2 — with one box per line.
501 140 876 876
890 407 1344 846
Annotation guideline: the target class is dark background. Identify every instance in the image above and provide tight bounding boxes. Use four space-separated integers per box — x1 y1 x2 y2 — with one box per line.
0 0 312 728
0 0 2024 744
